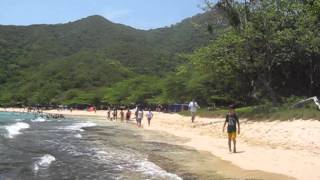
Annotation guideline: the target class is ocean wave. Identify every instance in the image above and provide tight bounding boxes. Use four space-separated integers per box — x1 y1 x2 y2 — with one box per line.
63 122 97 132
33 154 56 173
31 117 47 122
93 149 181 180
5 122 30 138
134 160 182 180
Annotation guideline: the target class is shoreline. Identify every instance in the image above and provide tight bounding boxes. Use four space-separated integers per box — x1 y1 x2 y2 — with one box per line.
1 108 319 179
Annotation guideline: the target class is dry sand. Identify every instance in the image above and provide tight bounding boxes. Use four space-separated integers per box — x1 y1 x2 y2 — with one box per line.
1 108 320 180
144 112 320 180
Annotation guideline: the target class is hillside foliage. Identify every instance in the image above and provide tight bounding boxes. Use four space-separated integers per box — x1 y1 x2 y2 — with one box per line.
0 12 223 106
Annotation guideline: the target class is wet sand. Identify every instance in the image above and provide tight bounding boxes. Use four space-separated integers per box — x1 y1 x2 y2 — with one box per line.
137 128 293 180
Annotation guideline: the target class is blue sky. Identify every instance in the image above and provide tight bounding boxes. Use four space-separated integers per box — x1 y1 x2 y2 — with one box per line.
0 0 215 30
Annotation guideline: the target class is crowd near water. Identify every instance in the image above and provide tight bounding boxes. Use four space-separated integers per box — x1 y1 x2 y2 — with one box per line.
5 107 67 119
105 106 154 128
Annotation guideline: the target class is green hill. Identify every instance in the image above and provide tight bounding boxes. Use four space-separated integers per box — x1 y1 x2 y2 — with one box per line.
0 10 226 105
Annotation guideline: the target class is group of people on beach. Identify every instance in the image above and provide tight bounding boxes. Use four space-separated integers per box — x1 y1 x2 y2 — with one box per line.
24 107 65 119
188 99 240 153
135 108 154 127
106 107 153 128
41 113 65 119
104 100 240 153
106 108 130 121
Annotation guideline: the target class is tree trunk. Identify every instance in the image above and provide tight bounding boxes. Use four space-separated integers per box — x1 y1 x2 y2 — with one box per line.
258 75 279 106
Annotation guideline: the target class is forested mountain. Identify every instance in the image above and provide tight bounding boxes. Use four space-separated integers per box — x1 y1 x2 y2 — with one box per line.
0 9 226 105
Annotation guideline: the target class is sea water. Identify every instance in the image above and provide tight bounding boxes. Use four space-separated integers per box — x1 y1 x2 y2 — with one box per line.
0 112 187 180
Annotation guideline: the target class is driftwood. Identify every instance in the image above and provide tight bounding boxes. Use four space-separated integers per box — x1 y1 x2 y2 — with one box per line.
292 96 320 110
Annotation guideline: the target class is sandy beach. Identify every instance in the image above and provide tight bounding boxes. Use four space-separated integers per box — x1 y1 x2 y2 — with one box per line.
1 108 319 180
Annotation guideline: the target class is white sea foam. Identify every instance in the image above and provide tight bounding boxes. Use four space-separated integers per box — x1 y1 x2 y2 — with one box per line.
134 160 182 180
63 122 97 132
93 148 181 180
33 154 56 173
31 117 47 122
74 133 82 138
5 122 30 138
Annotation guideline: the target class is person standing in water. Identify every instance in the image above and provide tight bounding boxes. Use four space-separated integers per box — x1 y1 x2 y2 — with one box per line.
146 110 153 126
188 99 200 123
223 105 240 153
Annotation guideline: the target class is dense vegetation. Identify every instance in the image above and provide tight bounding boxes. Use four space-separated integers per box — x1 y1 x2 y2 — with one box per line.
0 0 319 108
184 0 320 106
0 12 224 106
105 0 320 108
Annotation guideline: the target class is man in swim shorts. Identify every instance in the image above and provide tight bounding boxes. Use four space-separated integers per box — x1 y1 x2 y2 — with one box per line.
223 105 240 153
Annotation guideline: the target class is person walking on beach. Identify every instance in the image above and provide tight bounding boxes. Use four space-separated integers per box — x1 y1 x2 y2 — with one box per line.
223 105 240 153
146 110 153 126
136 108 143 128
188 99 200 123
126 109 131 121
113 108 118 120
120 109 124 121
134 106 139 119
107 108 111 120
